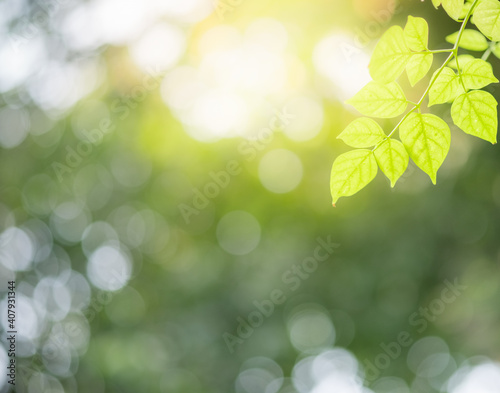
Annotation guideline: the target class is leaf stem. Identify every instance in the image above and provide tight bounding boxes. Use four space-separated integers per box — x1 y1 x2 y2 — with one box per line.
378 0 479 145
482 42 496 61
453 0 478 90
428 49 454 53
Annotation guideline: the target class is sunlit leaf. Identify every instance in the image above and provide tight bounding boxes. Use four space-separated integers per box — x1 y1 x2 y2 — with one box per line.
445 29 489 51
330 150 378 205
451 90 498 144
474 0 500 41
449 54 476 69
459 1 473 19
399 113 451 184
406 53 433 86
374 138 409 187
461 58 499 89
346 81 408 118
338 118 386 148
404 16 429 51
492 42 500 59
428 67 463 106
369 26 412 83
442 0 466 20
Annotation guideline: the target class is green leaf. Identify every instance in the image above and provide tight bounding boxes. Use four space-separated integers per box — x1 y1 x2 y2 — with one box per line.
474 0 500 41
428 67 463 106
449 54 476 70
330 150 378 205
460 1 473 19
443 0 466 20
374 138 409 187
446 29 489 51
406 53 433 86
369 26 412 83
337 118 386 148
346 81 408 118
451 90 498 144
399 113 451 184
432 0 441 8
461 58 499 89
492 42 500 59
404 16 429 51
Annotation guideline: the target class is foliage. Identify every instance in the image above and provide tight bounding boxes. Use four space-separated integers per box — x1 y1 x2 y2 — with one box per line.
331 0 499 205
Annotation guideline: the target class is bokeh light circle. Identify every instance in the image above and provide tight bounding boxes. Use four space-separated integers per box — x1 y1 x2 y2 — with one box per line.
0 227 34 271
236 357 284 393
287 306 335 352
449 361 500 393
0 107 30 148
216 211 261 255
86 245 132 291
407 336 450 378
130 23 186 73
259 149 303 193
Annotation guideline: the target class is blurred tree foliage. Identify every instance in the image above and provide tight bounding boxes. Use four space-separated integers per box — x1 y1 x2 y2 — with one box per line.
0 1 499 393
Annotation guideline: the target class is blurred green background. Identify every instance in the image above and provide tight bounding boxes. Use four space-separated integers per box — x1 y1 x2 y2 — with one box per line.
1 0 500 392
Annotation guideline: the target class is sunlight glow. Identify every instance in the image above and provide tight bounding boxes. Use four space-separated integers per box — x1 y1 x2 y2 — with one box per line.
159 19 311 142
130 23 186 73
190 89 249 139
313 32 372 101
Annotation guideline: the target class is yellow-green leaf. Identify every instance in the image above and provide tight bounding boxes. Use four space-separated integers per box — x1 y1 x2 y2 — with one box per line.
442 0 465 20
492 42 500 59
399 113 451 184
451 90 498 144
460 1 473 19
330 150 378 205
428 67 463 106
338 118 386 148
406 53 433 86
346 81 408 118
449 54 476 70
369 26 412 83
374 138 409 187
461 58 499 89
475 0 500 41
404 16 429 51
446 29 489 51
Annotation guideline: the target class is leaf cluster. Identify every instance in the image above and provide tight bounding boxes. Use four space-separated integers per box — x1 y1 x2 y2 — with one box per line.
331 0 499 205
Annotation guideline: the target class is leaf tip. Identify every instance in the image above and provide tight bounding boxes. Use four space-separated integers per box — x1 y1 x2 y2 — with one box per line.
331 195 339 207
